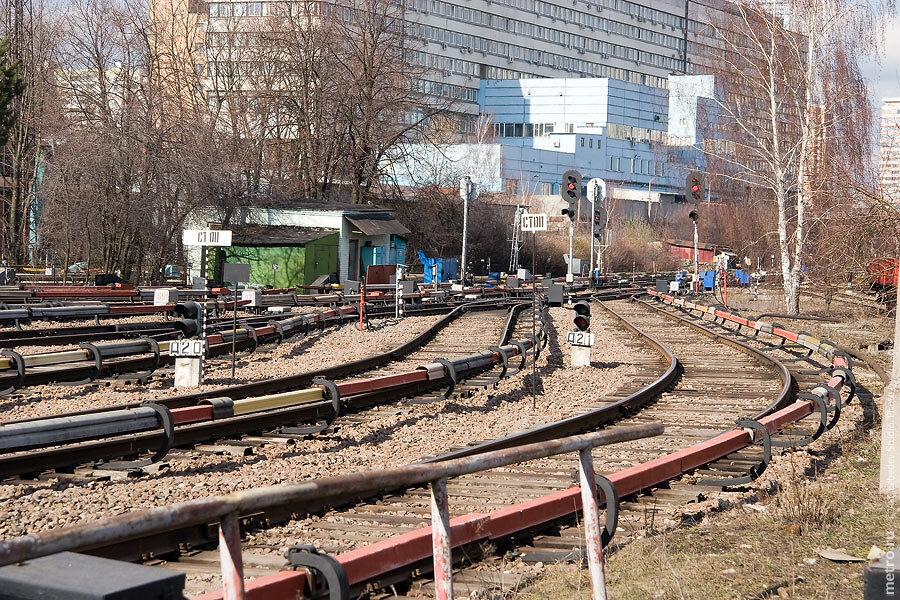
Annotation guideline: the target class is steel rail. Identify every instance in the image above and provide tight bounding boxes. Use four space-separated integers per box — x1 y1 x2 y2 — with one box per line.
421 299 679 462
0 301 532 479
181 292 852 600
0 291 853 600
0 306 359 391
631 296 795 420
0 299 521 428
0 425 662 567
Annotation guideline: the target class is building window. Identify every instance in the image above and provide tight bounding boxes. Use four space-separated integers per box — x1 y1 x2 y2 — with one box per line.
581 137 584 147
589 138 593 148
505 178 519 194
541 182 552 195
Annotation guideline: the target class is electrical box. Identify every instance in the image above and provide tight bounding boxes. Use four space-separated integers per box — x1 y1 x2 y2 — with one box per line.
548 283 564 306
0 552 185 600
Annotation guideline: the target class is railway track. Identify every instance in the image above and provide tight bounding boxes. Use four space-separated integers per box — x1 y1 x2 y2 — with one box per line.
0 300 538 480
0 292 860 600
178 297 786 598
15 295 786 596
802 287 891 312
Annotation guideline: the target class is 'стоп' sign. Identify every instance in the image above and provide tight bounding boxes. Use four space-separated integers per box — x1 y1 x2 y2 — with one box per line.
182 229 233 247
521 213 548 232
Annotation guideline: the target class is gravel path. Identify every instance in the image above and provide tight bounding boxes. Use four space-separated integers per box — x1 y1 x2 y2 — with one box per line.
0 306 654 541
0 315 442 422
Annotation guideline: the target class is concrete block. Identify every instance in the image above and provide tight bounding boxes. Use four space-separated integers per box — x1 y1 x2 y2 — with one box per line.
241 289 263 307
153 288 178 306
174 357 202 387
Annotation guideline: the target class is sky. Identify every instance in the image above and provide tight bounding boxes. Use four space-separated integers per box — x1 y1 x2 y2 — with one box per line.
861 14 900 103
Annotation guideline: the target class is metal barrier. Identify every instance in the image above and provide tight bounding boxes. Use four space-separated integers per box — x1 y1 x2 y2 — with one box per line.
0 424 663 600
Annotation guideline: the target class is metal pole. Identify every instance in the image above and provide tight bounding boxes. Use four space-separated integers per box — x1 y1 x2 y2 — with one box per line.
359 282 365 331
218 511 245 600
200 282 207 391
880 268 900 495
567 220 574 283
693 221 699 293
430 478 453 600
578 448 608 600
532 230 537 410
589 194 595 278
723 265 728 308
461 189 469 285
230 282 238 382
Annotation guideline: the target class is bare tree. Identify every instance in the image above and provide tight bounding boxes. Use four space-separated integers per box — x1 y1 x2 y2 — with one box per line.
0 0 59 265
700 0 889 313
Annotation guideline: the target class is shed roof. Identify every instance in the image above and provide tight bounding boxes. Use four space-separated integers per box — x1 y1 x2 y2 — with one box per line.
346 215 410 237
231 225 338 247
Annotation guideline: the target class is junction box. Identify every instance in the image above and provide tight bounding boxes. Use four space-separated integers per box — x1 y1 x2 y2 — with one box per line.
0 551 185 599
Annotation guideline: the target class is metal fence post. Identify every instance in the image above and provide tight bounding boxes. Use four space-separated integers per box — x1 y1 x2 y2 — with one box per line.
219 511 245 600
430 477 453 600
578 448 608 600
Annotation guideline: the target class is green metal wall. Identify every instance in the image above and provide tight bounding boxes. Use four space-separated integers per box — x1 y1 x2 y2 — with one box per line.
216 233 338 287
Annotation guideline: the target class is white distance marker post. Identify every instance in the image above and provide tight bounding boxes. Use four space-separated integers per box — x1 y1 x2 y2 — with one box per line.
566 331 594 367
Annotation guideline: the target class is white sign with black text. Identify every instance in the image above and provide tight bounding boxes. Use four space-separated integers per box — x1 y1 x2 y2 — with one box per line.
182 229 233 247
169 339 205 358
566 331 595 347
521 212 548 232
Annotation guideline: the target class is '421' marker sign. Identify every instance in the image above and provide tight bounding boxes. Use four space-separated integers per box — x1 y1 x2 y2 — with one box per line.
521 212 548 232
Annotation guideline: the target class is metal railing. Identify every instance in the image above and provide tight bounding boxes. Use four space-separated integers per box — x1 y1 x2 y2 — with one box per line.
0 423 663 600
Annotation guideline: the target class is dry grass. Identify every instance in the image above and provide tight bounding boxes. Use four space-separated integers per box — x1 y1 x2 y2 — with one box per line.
771 463 842 532
517 428 899 600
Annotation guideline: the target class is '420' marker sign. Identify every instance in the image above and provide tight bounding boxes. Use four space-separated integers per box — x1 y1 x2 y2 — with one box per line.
521 212 548 232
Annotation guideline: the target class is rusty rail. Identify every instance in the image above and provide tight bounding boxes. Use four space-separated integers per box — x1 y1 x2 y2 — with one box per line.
0 424 663 600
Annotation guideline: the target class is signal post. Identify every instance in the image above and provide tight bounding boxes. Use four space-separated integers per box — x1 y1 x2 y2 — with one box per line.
180 228 233 388
567 300 593 367
520 211 548 408
561 170 582 283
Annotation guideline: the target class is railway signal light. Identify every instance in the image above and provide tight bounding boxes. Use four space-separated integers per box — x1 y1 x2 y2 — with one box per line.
174 301 204 338
560 169 582 221
572 300 591 331
592 207 605 239
685 171 705 202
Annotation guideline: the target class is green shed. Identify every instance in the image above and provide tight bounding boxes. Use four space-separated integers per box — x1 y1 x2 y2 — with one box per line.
214 226 339 288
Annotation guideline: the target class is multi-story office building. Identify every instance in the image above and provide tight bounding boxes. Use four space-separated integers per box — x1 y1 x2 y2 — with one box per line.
391 75 709 219
880 98 900 199
190 0 729 124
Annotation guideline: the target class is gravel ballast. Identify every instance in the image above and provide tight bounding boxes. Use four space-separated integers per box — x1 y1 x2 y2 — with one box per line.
0 306 655 541
0 314 442 422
